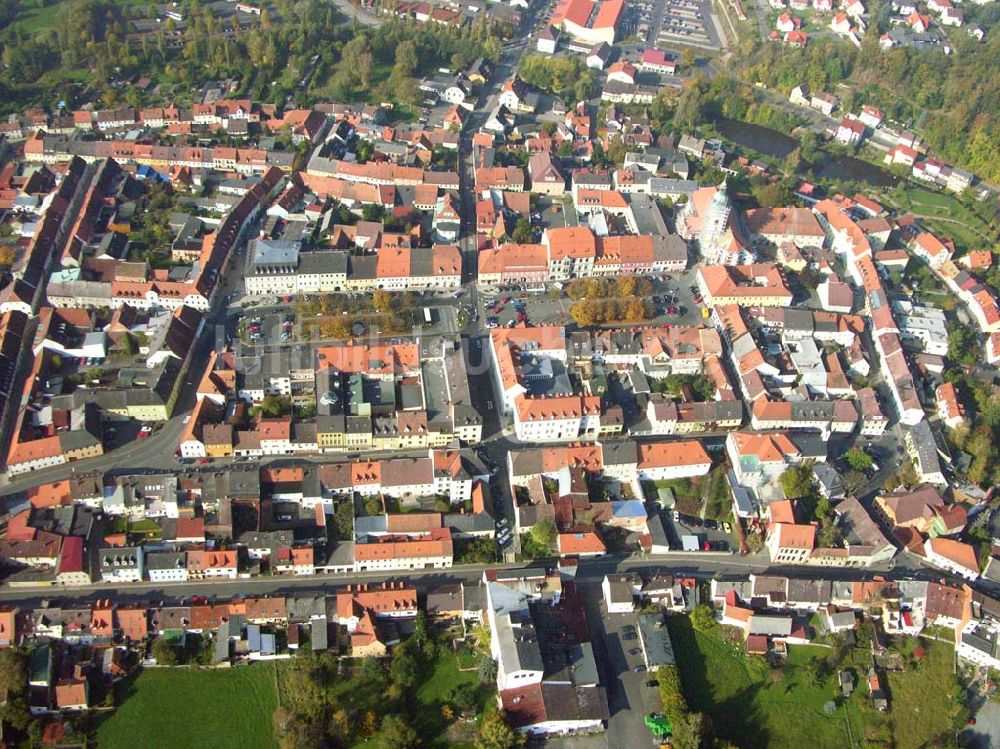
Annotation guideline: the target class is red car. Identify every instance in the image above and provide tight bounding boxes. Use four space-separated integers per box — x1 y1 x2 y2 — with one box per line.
668 305 677 315
492 304 504 314
501 295 512 304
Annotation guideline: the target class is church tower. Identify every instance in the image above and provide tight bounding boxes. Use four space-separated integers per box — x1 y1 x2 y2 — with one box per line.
699 180 732 260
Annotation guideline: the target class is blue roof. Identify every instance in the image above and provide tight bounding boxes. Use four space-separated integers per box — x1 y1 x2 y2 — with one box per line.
136 165 169 183
247 624 262 652
261 634 276 656
611 499 647 518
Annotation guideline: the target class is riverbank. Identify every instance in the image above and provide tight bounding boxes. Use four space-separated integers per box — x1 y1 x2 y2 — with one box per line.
715 118 897 188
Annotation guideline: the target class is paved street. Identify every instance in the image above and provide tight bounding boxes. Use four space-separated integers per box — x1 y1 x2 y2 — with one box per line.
0 547 928 605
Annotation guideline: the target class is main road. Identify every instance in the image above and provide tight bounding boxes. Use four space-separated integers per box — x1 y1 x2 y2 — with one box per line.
0 547 942 607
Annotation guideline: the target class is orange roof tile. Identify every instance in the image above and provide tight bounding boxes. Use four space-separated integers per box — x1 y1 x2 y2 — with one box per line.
557 531 606 555
636 440 711 469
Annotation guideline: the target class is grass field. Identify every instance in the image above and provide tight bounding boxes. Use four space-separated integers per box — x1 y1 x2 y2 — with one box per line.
887 185 998 253
97 665 279 749
11 0 158 36
667 615 963 749
884 640 965 748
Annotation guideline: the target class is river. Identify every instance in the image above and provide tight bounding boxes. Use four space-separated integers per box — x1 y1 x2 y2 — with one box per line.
716 119 897 188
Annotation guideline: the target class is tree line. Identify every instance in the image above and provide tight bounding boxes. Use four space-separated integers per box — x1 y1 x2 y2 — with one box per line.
0 0 502 116
731 27 1000 183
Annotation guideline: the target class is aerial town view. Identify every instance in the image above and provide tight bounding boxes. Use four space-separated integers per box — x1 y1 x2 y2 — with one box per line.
0 0 997 745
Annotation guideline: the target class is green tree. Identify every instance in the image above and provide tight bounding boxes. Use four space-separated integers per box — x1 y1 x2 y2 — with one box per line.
377 714 420 749
0 649 27 699
372 289 394 313
511 217 533 244
530 516 557 549
657 665 688 723
412 609 429 650
472 624 491 654
450 682 479 712
844 447 873 473
151 638 178 666
751 181 793 208
362 204 384 222
672 711 711 749
361 655 387 686
281 654 333 721
843 469 867 496
475 706 523 749
390 647 419 689
393 39 419 77
690 604 715 632
478 655 498 685
779 464 814 500
258 394 292 418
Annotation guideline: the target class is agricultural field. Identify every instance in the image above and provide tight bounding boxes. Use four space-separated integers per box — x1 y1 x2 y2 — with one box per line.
96 664 279 749
667 614 965 748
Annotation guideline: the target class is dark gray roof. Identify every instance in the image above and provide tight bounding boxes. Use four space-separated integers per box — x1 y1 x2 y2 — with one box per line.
310 616 329 650
145 551 186 571
637 613 675 667
348 254 377 280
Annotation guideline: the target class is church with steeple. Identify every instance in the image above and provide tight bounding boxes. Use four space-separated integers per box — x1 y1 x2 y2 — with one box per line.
677 180 753 265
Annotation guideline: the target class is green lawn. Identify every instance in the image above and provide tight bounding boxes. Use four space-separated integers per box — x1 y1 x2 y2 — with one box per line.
649 477 702 516
884 642 965 748
415 648 482 707
12 0 159 36
888 184 998 253
667 615 963 749
97 665 279 749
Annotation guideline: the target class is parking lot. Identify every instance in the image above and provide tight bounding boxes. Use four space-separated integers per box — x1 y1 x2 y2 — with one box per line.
480 270 709 331
583 589 662 749
102 419 153 451
627 0 723 50
666 509 736 553
243 311 295 346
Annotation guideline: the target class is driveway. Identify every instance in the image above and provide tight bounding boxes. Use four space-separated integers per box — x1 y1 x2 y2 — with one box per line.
581 586 659 749
964 701 1000 749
